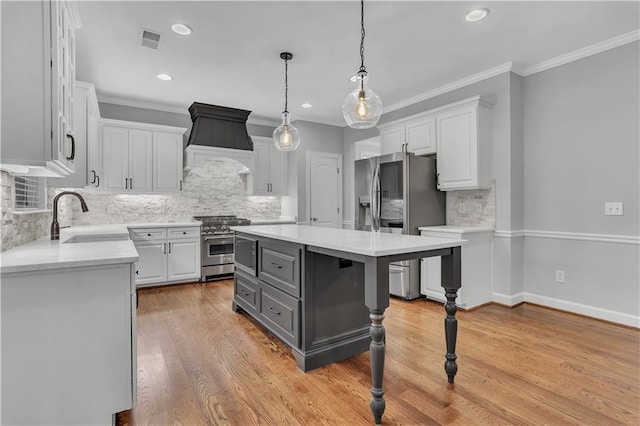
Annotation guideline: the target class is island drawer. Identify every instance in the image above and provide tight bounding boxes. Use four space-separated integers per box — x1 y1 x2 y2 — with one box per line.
259 283 300 347
129 228 167 241
167 226 200 239
258 239 301 298
234 270 259 316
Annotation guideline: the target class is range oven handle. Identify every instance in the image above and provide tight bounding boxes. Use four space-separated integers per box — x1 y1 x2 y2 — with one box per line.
202 235 234 244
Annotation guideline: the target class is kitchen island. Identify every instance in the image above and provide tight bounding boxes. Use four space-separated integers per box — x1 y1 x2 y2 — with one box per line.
231 224 463 425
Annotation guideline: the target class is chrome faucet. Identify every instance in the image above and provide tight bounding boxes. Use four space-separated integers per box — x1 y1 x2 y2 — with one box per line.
51 191 89 240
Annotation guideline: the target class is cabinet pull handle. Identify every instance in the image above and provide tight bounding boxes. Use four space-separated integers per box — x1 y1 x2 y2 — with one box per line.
269 262 283 269
147 233 151 236
179 180 183 191
95 175 100 188
240 290 249 297
436 173 440 187
135 270 139 275
90 170 97 184
168 242 172 253
163 243 167 254
269 306 281 315
183 231 187 235
66 134 75 160
129 178 133 189
125 178 128 189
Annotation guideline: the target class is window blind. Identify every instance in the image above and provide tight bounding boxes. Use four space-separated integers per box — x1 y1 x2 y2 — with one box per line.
15 176 45 210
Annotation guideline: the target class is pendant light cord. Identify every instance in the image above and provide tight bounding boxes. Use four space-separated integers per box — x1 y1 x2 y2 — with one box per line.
358 0 367 92
284 58 289 113
359 0 366 73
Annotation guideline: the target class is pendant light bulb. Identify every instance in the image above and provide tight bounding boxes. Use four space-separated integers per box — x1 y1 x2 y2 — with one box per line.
273 111 300 151
343 0 382 129
273 52 301 151
343 71 382 129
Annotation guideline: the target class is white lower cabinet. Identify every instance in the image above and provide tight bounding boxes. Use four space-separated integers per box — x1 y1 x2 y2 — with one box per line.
130 225 201 288
1 263 136 425
420 226 494 310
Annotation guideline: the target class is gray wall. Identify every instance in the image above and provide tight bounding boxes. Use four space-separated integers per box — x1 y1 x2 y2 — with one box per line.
522 41 639 322
98 102 275 141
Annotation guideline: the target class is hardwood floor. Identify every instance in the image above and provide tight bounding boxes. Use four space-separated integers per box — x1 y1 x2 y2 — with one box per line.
117 280 639 425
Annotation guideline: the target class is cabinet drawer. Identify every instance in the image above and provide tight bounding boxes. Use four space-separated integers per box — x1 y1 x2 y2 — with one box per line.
129 228 167 241
258 240 301 297
259 283 299 347
167 226 200 239
234 270 259 316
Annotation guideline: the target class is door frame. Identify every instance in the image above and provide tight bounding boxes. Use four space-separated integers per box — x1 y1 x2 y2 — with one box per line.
306 151 343 227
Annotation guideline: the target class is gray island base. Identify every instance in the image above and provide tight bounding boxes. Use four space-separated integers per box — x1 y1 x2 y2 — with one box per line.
231 225 462 425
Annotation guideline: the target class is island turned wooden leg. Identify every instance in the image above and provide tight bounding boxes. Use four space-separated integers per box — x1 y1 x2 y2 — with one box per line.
364 257 390 425
369 309 386 425
440 246 462 384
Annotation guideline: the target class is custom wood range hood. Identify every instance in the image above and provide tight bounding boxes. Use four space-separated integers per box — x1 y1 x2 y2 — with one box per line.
184 102 255 170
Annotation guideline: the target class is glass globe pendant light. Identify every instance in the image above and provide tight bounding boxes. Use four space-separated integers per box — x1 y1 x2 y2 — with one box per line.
342 0 382 129
273 52 301 151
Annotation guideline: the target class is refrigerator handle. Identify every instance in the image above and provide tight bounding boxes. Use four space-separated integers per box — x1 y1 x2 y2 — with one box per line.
370 162 381 232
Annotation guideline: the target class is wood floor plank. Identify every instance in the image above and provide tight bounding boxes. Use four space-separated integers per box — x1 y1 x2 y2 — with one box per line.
117 281 640 425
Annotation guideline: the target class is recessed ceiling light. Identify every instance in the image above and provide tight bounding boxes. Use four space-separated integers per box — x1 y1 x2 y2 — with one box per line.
171 23 192 35
465 8 489 22
301 102 313 108
157 73 173 81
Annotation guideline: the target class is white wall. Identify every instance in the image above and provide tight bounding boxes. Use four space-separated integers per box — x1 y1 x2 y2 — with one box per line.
522 42 639 326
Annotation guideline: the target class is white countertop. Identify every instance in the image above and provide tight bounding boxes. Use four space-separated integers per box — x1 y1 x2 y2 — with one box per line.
127 222 201 228
1 224 138 274
250 219 297 225
418 225 495 234
232 224 463 257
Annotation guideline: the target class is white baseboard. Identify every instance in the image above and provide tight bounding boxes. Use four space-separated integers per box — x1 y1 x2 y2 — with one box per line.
492 291 525 306
491 291 639 327
522 292 639 328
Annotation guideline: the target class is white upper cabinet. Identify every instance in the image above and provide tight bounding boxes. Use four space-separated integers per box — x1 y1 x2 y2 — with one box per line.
250 137 288 196
153 132 184 193
378 112 436 156
1 0 80 176
101 119 186 194
52 81 100 189
436 96 493 191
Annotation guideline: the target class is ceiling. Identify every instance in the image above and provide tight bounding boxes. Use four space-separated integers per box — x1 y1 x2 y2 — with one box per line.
75 1 640 127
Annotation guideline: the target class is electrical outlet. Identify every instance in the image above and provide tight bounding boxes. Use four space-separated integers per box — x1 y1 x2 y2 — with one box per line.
605 202 623 216
555 270 565 283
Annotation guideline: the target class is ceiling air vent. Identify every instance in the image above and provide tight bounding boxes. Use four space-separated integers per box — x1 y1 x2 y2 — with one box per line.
139 28 162 50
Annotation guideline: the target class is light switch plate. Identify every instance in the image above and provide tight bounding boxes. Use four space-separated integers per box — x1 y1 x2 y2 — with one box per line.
605 202 623 216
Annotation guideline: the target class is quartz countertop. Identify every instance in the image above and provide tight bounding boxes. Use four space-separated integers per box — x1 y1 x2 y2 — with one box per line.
232 224 463 257
418 225 495 234
127 222 201 228
1 225 138 274
249 219 297 225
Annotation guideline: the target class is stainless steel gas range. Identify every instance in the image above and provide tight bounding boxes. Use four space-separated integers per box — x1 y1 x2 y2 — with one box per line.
193 215 251 281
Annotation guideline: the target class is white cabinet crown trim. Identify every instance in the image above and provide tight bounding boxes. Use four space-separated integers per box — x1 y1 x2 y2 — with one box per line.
99 118 187 134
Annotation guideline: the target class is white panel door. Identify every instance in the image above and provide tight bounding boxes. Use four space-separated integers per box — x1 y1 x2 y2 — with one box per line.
406 116 436 155
308 152 341 228
128 129 153 192
153 132 183 192
102 125 129 191
167 239 200 281
134 241 167 286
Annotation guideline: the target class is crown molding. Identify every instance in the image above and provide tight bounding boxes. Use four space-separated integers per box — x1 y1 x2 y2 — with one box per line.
97 94 280 127
97 94 189 115
521 30 640 76
383 62 515 115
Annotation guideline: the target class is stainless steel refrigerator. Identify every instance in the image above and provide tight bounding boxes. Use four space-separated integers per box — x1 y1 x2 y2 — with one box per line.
355 151 446 300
